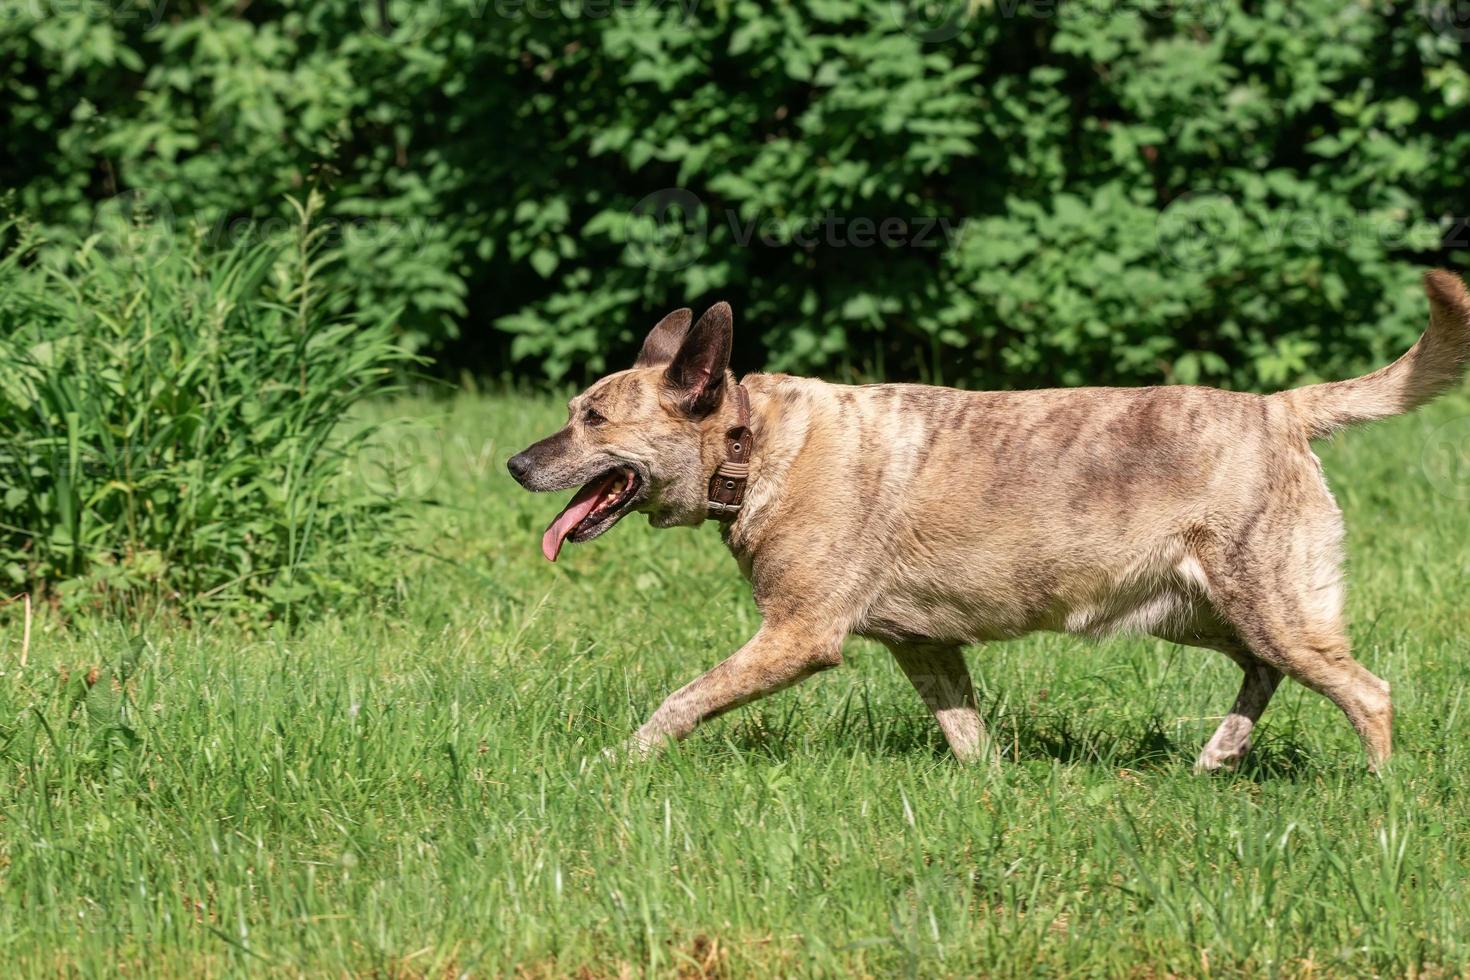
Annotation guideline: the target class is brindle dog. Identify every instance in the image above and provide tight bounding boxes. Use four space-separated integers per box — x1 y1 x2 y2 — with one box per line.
508 271 1470 771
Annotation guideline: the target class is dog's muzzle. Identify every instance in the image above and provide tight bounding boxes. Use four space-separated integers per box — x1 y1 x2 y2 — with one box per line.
507 452 534 487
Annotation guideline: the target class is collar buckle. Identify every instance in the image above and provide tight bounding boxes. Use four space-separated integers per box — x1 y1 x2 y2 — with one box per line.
707 383 752 520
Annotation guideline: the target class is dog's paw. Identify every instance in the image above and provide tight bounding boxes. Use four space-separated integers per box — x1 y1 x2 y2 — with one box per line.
1192 744 1248 774
597 736 658 766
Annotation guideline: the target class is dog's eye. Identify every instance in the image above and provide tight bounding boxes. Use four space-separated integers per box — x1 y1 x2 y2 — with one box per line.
583 408 608 427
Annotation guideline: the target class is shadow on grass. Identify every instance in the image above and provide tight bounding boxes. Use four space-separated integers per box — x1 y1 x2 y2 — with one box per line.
988 710 1314 782
717 699 1315 781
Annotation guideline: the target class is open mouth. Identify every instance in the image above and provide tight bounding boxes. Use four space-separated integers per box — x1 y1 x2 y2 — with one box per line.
540 466 645 562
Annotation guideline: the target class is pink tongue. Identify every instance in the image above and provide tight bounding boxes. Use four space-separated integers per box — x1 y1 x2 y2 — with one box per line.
541 473 619 562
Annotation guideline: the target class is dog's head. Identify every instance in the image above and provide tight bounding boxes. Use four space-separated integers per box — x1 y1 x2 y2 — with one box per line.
507 302 736 561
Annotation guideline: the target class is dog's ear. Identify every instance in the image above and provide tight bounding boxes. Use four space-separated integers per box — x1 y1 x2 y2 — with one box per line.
663 302 732 417
635 308 693 368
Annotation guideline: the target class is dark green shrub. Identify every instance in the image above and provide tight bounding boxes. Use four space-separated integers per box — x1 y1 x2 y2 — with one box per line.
0 194 415 619
3 0 1468 388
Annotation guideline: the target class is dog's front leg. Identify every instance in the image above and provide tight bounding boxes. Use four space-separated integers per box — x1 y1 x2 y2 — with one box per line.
886 642 994 763
620 620 844 757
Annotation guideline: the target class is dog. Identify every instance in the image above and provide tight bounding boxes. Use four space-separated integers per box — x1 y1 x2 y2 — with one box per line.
508 271 1470 771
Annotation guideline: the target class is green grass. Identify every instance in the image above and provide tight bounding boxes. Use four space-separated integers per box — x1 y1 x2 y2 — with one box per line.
4 388 1470 977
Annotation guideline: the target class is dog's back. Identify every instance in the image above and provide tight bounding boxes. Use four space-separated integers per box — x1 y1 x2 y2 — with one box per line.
732 376 1299 643
735 272 1470 659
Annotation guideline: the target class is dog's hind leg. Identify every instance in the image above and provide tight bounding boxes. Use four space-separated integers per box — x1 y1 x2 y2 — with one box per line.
885 642 992 763
1152 617 1282 772
1217 603 1391 771
1202 497 1393 771
620 619 845 758
1195 651 1282 772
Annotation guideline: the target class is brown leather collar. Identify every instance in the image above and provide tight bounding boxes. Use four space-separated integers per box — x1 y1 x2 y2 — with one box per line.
707 383 752 520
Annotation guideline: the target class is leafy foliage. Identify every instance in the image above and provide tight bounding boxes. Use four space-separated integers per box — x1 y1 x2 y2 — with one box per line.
0 194 415 618
3 0 1469 387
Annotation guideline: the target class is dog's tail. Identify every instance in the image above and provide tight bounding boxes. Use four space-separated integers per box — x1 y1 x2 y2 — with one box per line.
1280 269 1470 440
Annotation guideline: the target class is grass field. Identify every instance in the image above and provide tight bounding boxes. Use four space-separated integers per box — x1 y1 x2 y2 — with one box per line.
4 388 1470 977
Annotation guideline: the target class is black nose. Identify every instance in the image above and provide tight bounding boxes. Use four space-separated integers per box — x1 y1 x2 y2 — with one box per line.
507 452 533 485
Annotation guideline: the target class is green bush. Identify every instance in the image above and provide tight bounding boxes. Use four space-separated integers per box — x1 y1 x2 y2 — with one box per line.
3 0 1469 388
0 193 415 619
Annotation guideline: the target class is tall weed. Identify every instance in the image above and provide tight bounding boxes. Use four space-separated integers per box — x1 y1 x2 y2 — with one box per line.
0 193 415 620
